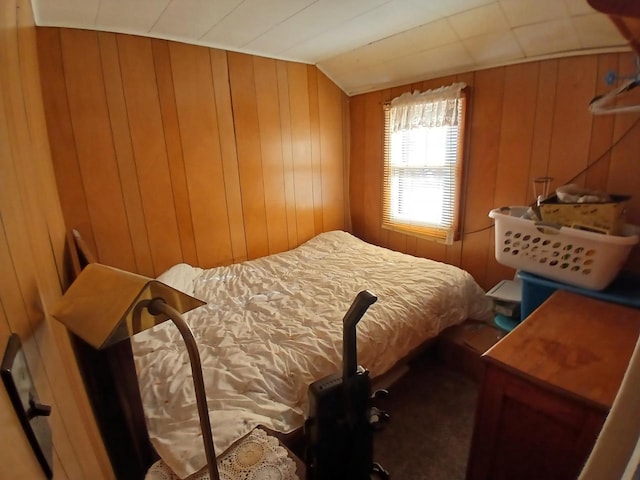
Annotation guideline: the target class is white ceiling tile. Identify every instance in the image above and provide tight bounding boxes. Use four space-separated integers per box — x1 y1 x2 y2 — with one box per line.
310 31 414 68
151 0 242 39
319 35 413 75
572 13 629 49
325 40 475 94
282 29 369 62
423 0 495 17
344 1 442 41
244 0 390 54
32 0 99 26
392 42 475 79
499 0 569 27
277 0 445 61
406 19 460 50
329 40 477 94
448 3 510 40
564 0 598 16
317 18 457 75
340 60 423 94
357 63 422 90
336 75 384 96
96 0 170 33
31 0 631 95
464 30 524 64
200 0 315 49
317 56 359 81
365 33 419 64
514 18 581 57
281 3 427 62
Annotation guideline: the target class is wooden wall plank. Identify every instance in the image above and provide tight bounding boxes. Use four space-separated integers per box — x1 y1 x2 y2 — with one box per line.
363 90 384 247
547 56 598 191
254 56 289 254
461 67 505 287
152 39 199 267
307 65 325 234
446 70 476 268
170 42 234 267
608 108 640 225
608 105 640 272
59 29 136 271
608 89 640 272
99 32 155 276
1 1 113 477
528 59 559 203
341 91 352 231
228 52 269 259
36 28 97 257
585 53 618 192
276 60 299 249
287 62 316 243
318 71 347 232
15 6 69 290
117 34 183 276
349 94 366 237
493 62 539 208
487 62 540 287
210 49 248 263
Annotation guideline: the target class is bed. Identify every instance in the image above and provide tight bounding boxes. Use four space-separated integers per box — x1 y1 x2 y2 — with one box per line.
126 230 492 479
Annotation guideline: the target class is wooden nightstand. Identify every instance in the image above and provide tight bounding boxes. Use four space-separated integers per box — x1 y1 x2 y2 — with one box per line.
466 290 640 480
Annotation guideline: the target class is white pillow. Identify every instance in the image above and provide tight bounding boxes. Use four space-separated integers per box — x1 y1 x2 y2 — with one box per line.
156 263 203 296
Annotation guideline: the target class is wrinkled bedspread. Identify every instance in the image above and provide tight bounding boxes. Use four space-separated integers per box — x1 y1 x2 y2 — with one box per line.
131 230 492 478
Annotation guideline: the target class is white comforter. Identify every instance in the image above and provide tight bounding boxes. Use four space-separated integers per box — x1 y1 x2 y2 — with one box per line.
132 231 492 478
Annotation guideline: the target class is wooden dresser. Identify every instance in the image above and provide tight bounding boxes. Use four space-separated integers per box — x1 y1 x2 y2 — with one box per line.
466 290 640 480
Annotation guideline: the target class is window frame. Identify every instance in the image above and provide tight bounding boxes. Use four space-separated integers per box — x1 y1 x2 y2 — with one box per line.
382 87 469 244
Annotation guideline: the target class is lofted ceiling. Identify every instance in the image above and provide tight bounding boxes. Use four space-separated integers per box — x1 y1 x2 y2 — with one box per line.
31 0 630 95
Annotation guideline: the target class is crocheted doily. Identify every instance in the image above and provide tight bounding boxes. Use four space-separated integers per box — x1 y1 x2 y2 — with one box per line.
145 428 300 480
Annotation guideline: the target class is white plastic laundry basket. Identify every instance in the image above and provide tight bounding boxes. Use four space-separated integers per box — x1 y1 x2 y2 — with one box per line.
489 206 639 290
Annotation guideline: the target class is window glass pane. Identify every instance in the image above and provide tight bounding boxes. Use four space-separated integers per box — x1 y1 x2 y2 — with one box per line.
391 171 444 224
389 127 457 226
391 127 448 168
382 86 466 244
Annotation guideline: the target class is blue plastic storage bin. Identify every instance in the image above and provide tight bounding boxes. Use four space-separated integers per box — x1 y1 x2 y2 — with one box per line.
518 270 640 321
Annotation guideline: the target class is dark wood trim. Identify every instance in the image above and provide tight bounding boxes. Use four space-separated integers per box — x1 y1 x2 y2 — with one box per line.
66 231 156 479
69 336 157 480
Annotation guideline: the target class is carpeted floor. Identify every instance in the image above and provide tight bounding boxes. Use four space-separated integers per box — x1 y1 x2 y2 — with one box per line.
372 352 480 480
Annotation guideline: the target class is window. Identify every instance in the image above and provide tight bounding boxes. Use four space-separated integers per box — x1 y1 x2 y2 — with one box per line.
382 83 467 245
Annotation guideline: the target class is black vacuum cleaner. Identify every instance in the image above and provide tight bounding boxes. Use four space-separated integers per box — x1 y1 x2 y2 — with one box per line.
305 290 390 480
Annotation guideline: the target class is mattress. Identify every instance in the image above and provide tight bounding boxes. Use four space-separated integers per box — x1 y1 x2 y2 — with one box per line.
131 230 492 478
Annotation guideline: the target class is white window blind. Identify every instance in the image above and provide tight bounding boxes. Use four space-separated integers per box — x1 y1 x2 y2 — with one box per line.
382 83 467 244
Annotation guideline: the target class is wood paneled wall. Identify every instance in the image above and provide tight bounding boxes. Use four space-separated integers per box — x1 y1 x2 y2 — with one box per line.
350 52 640 291
34 27 640 294
37 28 350 278
0 1 113 479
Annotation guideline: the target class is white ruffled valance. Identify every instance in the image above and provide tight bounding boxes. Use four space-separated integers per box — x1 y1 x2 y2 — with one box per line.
389 82 466 132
